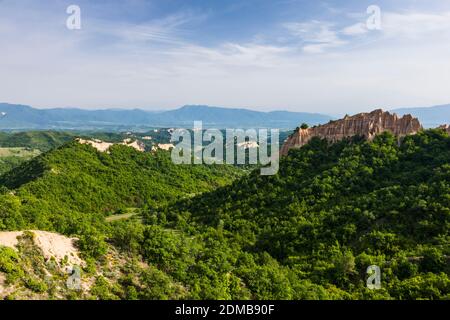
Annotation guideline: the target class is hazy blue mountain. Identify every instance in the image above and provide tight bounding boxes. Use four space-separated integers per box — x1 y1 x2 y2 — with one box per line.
392 104 450 128
157 105 332 127
0 103 332 130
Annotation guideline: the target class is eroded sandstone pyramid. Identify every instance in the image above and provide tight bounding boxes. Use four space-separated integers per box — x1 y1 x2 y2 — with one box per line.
281 109 423 156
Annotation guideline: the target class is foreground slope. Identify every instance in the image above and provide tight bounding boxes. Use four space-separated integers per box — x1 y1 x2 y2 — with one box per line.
157 129 450 299
1 130 449 300
0 140 245 299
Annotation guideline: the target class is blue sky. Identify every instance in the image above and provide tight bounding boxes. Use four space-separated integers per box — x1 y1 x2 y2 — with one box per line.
1 0 450 115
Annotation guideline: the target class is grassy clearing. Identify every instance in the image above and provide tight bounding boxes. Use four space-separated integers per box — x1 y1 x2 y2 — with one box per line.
105 208 141 222
0 148 42 175
0 147 41 158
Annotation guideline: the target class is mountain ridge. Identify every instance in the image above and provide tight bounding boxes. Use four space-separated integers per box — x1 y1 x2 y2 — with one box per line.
391 104 450 128
2 102 449 132
0 103 332 130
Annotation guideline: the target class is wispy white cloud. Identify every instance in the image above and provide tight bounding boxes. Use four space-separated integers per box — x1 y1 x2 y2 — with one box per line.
341 22 369 36
87 9 209 47
284 20 347 53
382 11 450 38
166 43 292 69
284 20 338 43
283 10 450 54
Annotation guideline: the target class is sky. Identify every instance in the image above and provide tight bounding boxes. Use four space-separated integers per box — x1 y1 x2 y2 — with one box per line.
1 0 450 115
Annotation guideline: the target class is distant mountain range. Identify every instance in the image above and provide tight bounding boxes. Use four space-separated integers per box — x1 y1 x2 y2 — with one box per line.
1 102 449 131
0 103 332 130
391 104 450 128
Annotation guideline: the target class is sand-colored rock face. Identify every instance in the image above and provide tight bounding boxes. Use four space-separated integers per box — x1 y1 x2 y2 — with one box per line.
281 109 422 156
237 141 259 149
152 143 175 151
77 138 114 152
123 140 145 152
438 124 450 134
77 138 145 153
0 230 84 267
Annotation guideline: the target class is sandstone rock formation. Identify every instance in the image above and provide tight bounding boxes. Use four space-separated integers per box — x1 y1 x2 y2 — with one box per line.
438 124 450 134
0 230 84 267
281 109 422 156
152 143 175 151
77 138 145 153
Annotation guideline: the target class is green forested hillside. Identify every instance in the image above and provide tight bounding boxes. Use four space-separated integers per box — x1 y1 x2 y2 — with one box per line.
0 141 242 261
0 130 449 300
0 131 75 152
0 130 179 176
149 130 450 299
1 141 241 210
0 131 75 175
0 148 41 175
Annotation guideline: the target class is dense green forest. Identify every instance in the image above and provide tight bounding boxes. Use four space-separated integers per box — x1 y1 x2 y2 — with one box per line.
0 131 75 175
0 130 172 175
150 130 450 299
0 140 241 226
0 130 170 152
0 129 287 176
0 130 449 299
0 131 76 152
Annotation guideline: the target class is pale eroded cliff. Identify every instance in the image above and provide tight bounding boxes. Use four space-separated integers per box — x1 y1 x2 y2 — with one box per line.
281 109 422 156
